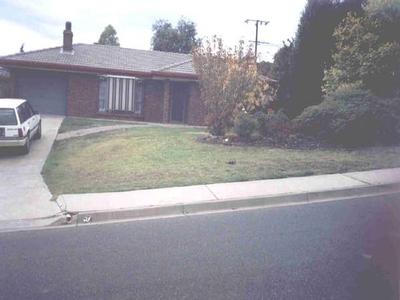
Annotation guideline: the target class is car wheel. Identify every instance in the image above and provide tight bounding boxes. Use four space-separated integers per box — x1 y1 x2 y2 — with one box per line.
22 133 30 155
35 122 42 140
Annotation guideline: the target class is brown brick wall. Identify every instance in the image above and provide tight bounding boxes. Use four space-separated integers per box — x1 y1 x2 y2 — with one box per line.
162 80 171 123
143 79 164 123
67 74 99 117
9 71 16 98
64 73 205 125
0 78 11 98
186 82 205 126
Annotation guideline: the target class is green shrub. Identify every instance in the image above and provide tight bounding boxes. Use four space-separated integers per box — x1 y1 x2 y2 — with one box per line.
293 101 338 139
324 84 368 102
233 112 258 141
255 111 292 141
294 90 400 146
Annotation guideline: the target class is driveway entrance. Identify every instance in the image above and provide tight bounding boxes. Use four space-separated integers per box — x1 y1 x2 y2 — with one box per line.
0 115 63 221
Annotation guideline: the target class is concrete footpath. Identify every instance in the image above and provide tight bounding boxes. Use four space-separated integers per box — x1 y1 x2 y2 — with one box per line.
57 168 400 226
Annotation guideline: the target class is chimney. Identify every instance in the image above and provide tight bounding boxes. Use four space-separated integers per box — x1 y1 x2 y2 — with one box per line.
63 21 73 52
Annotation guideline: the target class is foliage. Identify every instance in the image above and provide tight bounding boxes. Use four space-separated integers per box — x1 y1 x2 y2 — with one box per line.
232 110 292 142
193 37 268 136
255 111 292 141
98 25 120 46
272 40 295 111
324 1 400 96
242 76 276 113
257 61 274 77
366 0 400 13
273 0 365 118
151 18 199 53
294 88 400 146
233 112 258 140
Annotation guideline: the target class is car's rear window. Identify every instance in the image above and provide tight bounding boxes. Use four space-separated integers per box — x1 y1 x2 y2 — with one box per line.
0 108 18 125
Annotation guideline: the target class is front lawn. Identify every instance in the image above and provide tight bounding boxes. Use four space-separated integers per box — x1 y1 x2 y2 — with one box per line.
43 126 400 195
58 117 141 133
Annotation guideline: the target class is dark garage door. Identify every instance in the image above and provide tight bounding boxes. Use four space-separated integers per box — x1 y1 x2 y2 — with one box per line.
15 70 68 115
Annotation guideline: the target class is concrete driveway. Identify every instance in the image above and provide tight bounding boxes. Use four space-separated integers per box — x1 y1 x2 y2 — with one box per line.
0 115 63 221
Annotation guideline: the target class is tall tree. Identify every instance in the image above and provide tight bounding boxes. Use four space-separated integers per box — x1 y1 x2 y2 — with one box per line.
274 0 366 117
98 25 120 46
325 0 400 96
151 18 199 53
272 39 295 110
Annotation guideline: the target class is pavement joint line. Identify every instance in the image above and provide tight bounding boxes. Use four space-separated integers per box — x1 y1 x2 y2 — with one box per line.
54 196 67 213
340 173 374 186
205 185 220 200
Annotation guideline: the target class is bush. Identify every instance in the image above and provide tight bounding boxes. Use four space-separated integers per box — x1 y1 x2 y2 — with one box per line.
233 112 258 141
255 111 292 141
294 90 400 146
193 38 260 136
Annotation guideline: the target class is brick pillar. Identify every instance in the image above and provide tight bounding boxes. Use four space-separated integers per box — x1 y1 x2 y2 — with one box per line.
162 80 171 123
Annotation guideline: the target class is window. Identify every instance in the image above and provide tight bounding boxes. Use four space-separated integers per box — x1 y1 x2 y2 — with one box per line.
99 76 143 114
17 103 32 124
26 103 36 115
0 109 17 125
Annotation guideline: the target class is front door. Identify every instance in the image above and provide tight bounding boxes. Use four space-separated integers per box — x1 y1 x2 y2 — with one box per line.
171 82 189 123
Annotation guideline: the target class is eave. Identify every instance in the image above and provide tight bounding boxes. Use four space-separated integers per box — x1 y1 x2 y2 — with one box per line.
0 59 199 80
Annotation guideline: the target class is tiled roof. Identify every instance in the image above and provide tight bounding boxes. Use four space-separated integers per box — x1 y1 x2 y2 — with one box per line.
0 44 196 77
158 59 194 74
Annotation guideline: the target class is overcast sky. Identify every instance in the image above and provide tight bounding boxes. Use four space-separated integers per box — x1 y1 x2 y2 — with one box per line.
0 0 307 61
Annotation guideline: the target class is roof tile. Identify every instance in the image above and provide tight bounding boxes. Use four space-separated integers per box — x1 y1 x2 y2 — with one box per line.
0 44 195 76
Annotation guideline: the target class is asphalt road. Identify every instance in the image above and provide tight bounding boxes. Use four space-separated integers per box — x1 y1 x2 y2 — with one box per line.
0 195 399 300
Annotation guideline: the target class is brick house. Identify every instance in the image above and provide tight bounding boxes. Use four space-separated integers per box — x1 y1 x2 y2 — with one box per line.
0 22 205 125
0 67 11 98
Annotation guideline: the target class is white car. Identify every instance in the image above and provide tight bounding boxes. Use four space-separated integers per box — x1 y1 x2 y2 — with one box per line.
0 98 41 154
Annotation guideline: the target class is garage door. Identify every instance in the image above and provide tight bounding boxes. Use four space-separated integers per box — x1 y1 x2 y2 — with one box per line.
15 70 68 115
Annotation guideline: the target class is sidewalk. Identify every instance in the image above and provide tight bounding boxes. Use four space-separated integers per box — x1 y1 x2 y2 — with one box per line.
57 168 400 225
56 124 143 141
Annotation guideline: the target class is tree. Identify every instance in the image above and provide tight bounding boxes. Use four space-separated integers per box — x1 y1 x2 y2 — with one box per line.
257 61 274 77
193 37 266 135
98 25 120 46
324 0 400 96
273 0 366 118
271 39 295 110
151 18 199 53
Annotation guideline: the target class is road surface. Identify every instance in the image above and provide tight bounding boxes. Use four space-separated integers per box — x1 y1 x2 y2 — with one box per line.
0 194 399 299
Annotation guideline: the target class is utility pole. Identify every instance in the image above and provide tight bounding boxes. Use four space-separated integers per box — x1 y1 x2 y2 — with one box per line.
245 19 269 61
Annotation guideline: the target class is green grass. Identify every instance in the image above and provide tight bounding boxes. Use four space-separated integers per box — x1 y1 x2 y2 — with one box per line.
58 117 141 133
43 126 400 195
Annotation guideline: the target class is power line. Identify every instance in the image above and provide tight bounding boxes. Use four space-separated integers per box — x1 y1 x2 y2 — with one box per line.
248 40 280 48
245 19 269 61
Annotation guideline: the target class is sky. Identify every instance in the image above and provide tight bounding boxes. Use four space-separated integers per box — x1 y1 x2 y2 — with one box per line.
0 0 307 61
